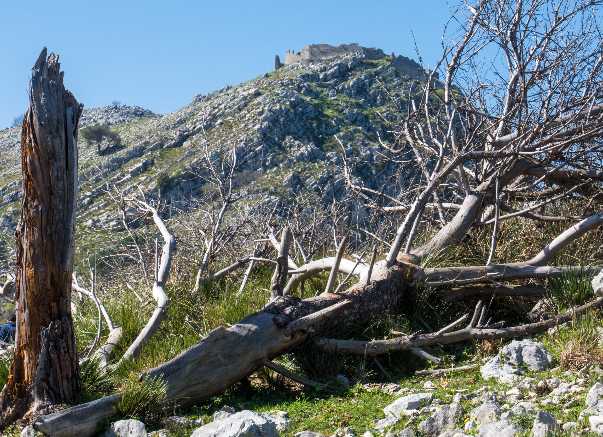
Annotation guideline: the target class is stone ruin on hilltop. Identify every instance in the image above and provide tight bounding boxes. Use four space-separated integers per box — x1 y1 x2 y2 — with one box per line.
276 43 427 79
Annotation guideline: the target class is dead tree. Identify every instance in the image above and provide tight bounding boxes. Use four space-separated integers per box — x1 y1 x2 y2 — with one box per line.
33 1 603 435
0 49 82 428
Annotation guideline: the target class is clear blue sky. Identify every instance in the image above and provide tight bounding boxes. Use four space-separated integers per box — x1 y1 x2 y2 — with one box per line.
0 1 458 128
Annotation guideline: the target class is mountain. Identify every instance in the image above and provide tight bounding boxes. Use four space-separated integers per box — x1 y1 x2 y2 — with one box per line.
0 44 430 267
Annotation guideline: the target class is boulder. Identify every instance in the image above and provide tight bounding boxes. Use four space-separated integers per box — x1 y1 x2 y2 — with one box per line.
383 392 432 418
478 419 520 437
468 397 501 426
481 340 552 383
190 410 278 437
531 411 557 437
592 269 603 294
104 419 147 437
418 395 463 436
588 383 603 413
590 415 603 435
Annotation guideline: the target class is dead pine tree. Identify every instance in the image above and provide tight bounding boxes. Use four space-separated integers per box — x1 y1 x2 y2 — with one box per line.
0 49 83 428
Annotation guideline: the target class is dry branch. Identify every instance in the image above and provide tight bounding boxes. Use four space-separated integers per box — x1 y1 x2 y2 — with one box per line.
315 296 603 356
118 201 175 365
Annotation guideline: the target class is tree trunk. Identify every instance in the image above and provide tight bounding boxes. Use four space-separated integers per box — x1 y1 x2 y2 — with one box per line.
35 261 417 436
0 48 82 428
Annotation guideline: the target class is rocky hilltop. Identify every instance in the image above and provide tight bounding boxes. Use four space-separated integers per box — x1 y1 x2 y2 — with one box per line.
0 44 430 263
79 103 159 127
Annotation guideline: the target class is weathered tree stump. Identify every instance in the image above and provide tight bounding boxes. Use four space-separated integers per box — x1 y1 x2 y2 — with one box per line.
0 48 82 429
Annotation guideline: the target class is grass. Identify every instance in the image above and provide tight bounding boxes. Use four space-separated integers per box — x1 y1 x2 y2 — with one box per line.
0 352 10 389
547 270 594 311
117 375 167 424
544 310 603 370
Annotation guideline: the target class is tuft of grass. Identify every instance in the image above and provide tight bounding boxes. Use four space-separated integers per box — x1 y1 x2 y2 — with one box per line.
545 311 603 370
117 375 167 424
0 352 10 388
79 357 116 401
547 270 593 311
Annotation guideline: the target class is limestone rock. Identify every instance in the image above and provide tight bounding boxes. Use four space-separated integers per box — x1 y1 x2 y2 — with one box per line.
383 392 433 418
190 410 278 437
418 395 463 436
478 419 520 437
265 411 290 432
468 396 501 426
592 269 603 294
213 405 237 421
531 411 557 437
104 419 148 437
587 382 603 413
590 415 603 435
481 340 552 383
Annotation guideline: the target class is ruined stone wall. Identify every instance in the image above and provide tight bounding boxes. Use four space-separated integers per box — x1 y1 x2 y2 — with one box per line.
284 43 383 65
280 43 428 80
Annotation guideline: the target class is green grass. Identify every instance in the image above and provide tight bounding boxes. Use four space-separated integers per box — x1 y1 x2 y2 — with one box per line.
0 352 10 389
547 270 594 311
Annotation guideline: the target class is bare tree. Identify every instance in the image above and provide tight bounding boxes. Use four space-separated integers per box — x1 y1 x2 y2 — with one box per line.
33 1 603 435
0 49 82 428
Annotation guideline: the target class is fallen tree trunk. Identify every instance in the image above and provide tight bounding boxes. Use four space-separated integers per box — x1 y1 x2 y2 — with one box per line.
35 261 415 436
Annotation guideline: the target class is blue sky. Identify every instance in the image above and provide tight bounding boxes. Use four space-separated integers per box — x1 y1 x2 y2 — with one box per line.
0 1 458 128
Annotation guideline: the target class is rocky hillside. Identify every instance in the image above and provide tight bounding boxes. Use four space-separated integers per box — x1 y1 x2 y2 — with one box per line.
0 44 428 267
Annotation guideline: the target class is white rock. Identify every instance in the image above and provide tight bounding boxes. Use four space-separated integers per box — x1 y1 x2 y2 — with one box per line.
481 340 552 383
561 421 577 432
191 410 278 437
545 378 560 389
590 415 603 435
104 419 147 437
588 383 603 413
213 405 237 421
480 356 521 383
469 400 501 426
418 398 463 436
264 411 290 432
592 269 603 295
478 419 520 437
531 411 557 437
502 340 552 371
374 415 399 432
331 427 355 437
383 392 433 418
508 401 535 417
423 381 436 390
20 425 37 437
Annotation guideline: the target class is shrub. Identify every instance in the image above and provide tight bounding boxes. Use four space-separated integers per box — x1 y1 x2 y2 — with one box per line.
80 125 122 155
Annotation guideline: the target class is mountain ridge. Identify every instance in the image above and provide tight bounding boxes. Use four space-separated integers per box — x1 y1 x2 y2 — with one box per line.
0 44 430 268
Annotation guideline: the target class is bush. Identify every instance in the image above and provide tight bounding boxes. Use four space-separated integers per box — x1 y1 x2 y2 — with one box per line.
80 125 122 155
